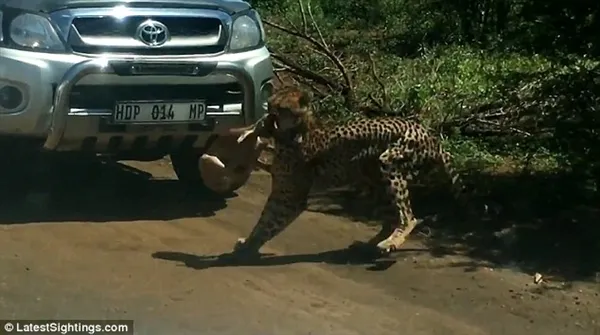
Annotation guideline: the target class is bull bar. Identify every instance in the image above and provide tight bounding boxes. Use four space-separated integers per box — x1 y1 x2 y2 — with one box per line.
43 59 257 150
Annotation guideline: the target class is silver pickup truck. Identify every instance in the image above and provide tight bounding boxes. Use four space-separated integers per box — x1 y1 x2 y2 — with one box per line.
0 0 273 190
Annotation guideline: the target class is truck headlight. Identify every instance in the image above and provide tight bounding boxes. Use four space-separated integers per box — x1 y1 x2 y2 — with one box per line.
229 12 262 52
9 13 65 51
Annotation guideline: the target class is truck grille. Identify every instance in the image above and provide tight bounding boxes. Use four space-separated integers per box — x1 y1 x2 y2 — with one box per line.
69 16 227 55
69 83 243 109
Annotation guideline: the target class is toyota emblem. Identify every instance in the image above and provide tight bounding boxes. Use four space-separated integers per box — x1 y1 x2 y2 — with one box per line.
136 19 170 47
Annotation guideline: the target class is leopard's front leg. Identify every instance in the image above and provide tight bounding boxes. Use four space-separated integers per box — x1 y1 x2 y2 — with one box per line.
232 178 311 258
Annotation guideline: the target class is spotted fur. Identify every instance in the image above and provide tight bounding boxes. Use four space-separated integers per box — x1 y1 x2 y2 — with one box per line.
231 86 469 257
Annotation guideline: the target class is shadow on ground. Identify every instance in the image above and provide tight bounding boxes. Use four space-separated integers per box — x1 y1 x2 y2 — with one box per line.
152 243 425 272
308 170 600 285
0 156 229 224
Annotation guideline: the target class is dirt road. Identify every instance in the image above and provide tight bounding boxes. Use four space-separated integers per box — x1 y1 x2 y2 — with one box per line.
0 159 598 335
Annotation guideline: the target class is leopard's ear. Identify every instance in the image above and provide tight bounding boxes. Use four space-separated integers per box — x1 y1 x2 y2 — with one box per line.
297 89 313 108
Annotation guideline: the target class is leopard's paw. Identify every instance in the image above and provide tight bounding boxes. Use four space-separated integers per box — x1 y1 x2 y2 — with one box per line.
233 237 247 252
376 229 407 256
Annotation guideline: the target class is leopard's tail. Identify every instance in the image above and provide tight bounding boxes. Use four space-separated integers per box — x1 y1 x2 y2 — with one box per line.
439 149 470 204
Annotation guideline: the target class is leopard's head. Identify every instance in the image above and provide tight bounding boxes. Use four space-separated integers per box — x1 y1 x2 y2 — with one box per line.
236 86 314 145
266 86 313 143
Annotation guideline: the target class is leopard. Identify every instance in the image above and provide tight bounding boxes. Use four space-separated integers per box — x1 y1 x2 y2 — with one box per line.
229 85 470 258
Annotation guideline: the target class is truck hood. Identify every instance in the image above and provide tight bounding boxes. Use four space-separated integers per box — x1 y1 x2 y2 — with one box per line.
0 0 251 15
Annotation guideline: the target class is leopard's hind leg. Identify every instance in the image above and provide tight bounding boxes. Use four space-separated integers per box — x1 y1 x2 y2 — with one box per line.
374 140 423 254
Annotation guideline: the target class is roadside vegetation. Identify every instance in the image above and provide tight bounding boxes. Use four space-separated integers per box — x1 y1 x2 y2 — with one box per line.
254 0 600 284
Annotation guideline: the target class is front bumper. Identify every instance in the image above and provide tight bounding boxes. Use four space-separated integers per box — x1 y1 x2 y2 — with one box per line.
0 47 273 154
